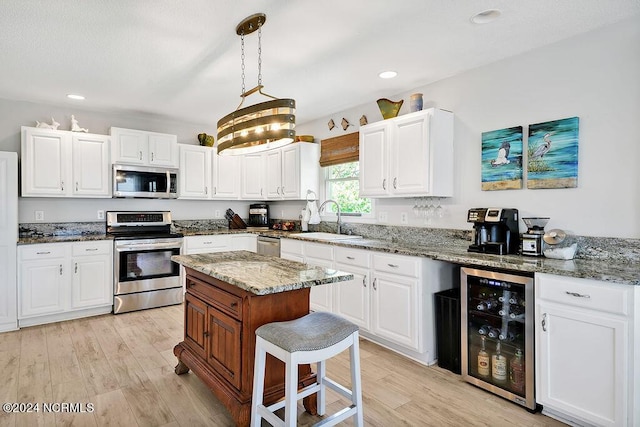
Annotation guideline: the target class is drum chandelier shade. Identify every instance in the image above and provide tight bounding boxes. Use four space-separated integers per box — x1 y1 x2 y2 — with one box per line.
217 13 296 156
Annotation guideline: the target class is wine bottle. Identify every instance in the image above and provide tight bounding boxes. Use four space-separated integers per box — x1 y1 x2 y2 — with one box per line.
509 347 525 393
498 328 517 341
477 336 490 377
478 324 492 336
491 342 507 382
487 327 501 339
476 297 498 311
509 305 525 320
498 290 511 303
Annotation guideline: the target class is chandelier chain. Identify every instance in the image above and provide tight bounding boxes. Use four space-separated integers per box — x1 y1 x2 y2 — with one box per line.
257 18 262 86
240 31 246 96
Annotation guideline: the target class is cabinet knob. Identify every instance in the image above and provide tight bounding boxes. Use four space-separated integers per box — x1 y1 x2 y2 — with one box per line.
75 182 79 192
213 186 217 195
362 275 367 288
347 256 355 260
382 179 386 190
75 263 78 273
204 331 209 338
393 177 397 189
61 180 65 191
139 151 143 160
230 302 238 308
59 264 63 275
387 263 399 268
541 312 547 332
205 187 208 195
565 291 590 299
36 251 51 255
373 278 377 290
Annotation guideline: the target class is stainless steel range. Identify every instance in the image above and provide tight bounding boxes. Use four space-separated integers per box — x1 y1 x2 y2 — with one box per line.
107 211 183 314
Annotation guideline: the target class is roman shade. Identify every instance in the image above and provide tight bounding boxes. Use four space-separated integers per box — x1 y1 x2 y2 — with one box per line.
319 132 359 167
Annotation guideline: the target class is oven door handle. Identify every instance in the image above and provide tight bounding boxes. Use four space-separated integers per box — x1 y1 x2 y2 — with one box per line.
116 242 182 251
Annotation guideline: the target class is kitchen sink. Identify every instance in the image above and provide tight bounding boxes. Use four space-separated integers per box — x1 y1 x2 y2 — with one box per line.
289 232 363 242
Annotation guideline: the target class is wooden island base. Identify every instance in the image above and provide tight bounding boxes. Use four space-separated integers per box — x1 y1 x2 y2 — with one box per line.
174 267 318 427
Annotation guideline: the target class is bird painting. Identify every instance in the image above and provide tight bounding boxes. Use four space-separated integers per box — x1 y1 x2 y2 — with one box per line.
491 141 511 167
530 133 552 159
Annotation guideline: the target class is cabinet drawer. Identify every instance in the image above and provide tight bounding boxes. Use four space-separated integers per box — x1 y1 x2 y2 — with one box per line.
373 253 419 277
536 273 632 316
185 235 230 252
280 238 303 256
186 275 242 319
72 240 111 256
335 247 370 268
20 244 67 260
304 242 333 260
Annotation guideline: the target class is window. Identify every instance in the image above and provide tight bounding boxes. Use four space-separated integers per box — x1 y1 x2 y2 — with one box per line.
324 161 372 215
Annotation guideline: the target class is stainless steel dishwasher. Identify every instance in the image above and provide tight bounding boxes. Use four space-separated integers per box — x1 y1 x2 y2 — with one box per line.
256 236 281 257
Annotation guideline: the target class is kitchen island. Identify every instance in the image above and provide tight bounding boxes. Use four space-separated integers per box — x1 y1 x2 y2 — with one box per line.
171 251 353 427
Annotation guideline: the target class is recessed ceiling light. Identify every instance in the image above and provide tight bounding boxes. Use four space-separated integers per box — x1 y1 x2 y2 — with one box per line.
470 9 502 24
67 94 85 100
378 71 398 79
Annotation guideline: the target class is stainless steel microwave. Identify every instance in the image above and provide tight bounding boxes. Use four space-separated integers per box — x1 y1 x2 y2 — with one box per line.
112 164 178 198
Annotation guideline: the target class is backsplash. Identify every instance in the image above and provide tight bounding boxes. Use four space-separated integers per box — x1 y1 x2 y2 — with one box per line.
19 220 640 263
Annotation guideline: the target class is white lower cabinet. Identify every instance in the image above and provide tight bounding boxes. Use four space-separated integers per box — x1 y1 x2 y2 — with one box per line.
18 241 113 326
280 238 454 364
535 273 637 427
183 234 257 255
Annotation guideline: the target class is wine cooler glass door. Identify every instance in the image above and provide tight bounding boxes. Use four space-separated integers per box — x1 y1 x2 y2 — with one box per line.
461 268 535 410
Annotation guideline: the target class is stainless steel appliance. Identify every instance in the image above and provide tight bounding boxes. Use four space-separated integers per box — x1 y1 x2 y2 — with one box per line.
521 217 550 257
257 235 280 257
113 164 178 198
248 203 269 229
467 208 519 255
107 211 183 313
461 267 537 411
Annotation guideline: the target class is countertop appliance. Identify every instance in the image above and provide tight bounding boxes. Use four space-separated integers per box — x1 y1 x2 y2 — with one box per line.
467 208 519 255
461 267 536 411
107 211 183 313
112 164 178 199
521 217 550 257
256 235 280 257
248 203 269 230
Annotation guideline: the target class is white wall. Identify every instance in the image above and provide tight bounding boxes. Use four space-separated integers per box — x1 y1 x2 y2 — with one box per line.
293 16 640 239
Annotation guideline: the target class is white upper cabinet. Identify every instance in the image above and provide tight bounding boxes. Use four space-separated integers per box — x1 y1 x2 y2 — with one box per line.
213 152 240 199
359 108 454 198
21 127 111 198
110 127 178 167
263 142 320 200
179 144 212 199
241 152 266 199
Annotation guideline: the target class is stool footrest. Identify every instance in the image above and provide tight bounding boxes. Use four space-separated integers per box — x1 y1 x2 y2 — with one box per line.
265 383 321 413
314 405 357 427
322 377 353 401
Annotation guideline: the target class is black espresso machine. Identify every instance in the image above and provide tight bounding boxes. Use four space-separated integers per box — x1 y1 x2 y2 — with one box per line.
467 208 519 255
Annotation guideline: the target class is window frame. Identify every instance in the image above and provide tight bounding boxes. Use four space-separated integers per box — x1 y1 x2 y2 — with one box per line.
322 161 375 221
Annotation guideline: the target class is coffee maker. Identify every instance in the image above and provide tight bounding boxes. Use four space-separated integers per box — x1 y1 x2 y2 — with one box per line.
467 208 519 255
248 203 269 230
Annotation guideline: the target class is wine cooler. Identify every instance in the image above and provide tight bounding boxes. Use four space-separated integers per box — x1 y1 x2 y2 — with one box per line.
461 267 536 410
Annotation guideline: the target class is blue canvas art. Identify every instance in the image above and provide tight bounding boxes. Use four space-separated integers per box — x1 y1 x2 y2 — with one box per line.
527 117 579 189
481 126 523 191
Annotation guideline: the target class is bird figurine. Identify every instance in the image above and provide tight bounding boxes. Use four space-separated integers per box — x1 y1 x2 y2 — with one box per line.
491 141 511 167
341 118 351 131
530 133 552 159
359 115 368 126
327 119 335 130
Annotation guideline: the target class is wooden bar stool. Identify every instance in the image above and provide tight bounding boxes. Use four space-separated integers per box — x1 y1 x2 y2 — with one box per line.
251 311 363 427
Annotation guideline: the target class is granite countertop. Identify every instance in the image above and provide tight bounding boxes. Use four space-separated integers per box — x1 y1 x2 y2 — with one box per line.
172 251 353 295
279 235 640 286
18 233 114 244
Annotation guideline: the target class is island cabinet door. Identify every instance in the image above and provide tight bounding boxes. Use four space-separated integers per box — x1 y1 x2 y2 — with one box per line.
207 307 242 390
184 293 207 360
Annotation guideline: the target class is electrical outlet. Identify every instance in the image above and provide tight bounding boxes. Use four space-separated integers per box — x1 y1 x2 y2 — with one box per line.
400 212 408 224
215 210 221 218
378 211 388 223
97 210 105 220
35 210 44 221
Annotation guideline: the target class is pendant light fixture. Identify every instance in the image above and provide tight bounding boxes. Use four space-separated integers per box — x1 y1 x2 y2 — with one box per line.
216 13 296 155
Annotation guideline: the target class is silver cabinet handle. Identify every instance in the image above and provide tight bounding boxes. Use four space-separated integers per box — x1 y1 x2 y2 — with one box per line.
75 263 78 273
566 291 590 299
373 278 377 290
542 313 547 332
388 263 399 268
85 248 98 252
281 186 284 194
36 251 51 255
139 151 143 160
382 179 386 190
362 275 367 288
151 152 154 161
276 186 280 195
347 256 355 260
393 177 397 189
61 180 64 191
260 188 263 196
59 264 63 275
205 187 208 195
75 182 79 191
213 186 217 195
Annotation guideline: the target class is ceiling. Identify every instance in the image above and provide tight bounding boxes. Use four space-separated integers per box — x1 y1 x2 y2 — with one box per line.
1 1 639 129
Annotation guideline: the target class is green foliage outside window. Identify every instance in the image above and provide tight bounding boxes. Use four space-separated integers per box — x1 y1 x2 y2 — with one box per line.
325 162 371 214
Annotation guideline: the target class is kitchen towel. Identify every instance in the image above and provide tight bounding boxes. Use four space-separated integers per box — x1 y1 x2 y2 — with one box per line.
307 200 321 224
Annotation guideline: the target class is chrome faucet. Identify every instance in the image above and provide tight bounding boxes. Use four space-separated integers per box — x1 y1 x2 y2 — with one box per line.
319 199 342 234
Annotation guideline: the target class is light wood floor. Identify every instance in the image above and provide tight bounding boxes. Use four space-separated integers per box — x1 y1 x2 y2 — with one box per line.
0 305 566 427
